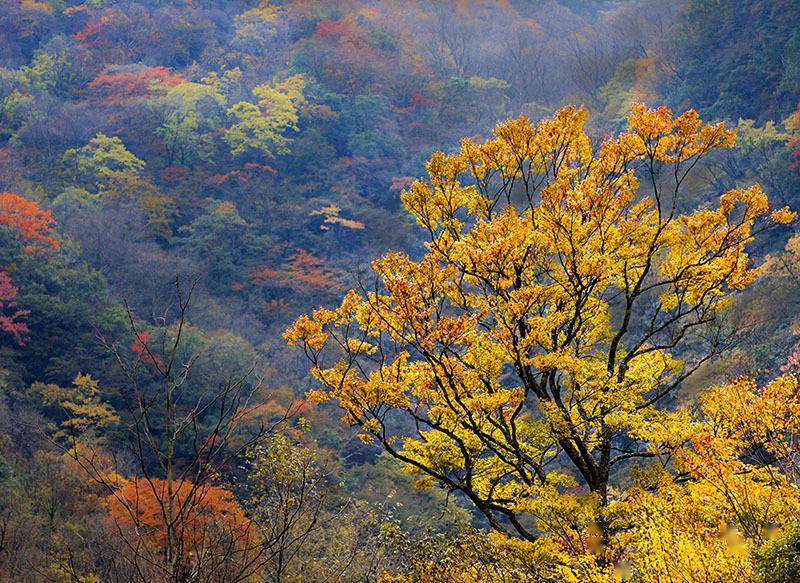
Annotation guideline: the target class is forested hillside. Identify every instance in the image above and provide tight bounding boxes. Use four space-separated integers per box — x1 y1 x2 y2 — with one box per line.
0 1 799 581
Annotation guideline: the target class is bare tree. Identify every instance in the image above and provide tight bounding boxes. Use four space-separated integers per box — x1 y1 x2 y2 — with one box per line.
246 433 327 583
65 278 294 582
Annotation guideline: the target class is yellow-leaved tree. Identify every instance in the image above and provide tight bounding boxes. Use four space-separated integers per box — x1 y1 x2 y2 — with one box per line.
287 104 797 581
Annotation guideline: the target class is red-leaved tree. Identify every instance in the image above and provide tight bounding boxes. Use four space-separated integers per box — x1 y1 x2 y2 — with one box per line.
0 192 59 345
0 271 29 346
0 192 60 253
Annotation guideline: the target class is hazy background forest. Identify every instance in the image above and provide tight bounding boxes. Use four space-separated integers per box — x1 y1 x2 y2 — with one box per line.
0 0 799 581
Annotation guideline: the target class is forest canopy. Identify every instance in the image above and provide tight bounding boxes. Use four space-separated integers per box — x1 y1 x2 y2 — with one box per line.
0 1 799 582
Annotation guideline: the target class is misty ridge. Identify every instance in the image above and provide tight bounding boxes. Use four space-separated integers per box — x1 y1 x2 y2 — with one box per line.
0 0 799 581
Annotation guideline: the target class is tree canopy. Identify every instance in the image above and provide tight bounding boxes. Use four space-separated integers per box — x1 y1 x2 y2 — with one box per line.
288 104 797 578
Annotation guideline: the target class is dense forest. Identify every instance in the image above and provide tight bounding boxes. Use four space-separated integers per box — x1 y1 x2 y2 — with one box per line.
0 0 799 581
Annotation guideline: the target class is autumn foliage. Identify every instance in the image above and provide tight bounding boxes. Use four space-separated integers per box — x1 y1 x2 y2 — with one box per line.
0 192 59 253
250 249 341 291
0 192 59 345
109 478 257 568
288 104 796 579
209 162 277 187
0 270 29 345
3 1 800 581
88 66 184 104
